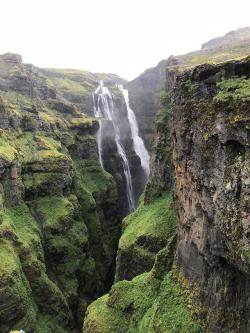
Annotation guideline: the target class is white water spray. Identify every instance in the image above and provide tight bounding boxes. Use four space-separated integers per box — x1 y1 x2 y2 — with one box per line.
118 86 150 177
92 93 103 167
93 81 135 212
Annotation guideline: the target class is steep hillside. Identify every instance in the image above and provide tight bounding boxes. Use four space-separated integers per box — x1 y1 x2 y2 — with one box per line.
84 57 250 333
128 26 250 149
0 53 121 333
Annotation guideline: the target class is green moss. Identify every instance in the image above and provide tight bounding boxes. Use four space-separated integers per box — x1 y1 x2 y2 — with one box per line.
34 196 74 228
139 271 202 333
0 206 42 332
70 116 96 128
214 77 250 105
46 77 92 97
0 138 17 162
120 193 176 257
22 171 72 200
155 91 172 127
33 196 89 301
84 269 203 333
3 204 42 256
36 149 69 160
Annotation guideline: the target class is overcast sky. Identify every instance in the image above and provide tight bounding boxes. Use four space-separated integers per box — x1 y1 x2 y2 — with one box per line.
0 0 249 80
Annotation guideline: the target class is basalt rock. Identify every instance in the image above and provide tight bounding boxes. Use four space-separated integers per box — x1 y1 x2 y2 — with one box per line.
172 58 250 332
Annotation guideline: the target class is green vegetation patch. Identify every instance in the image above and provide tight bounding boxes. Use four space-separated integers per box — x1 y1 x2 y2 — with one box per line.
178 45 250 71
34 196 75 229
84 268 203 333
214 76 250 104
0 137 17 162
70 116 96 128
120 192 176 257
155 91 172 127
46 76 93 97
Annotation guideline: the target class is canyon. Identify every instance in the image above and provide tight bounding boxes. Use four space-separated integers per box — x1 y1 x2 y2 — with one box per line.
1 27 250 333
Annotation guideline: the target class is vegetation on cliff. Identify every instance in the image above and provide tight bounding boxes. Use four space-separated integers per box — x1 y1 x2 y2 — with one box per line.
84 236 204 333
84 56 250 333
128 27 250 150
0 53 121 333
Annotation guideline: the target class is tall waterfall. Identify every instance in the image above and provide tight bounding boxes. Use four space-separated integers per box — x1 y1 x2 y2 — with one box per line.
93 81 135 212
92 93 103 167
118 86 150 177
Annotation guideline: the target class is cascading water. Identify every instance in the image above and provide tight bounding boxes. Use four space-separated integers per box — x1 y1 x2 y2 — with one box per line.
118 86 150 177
93 81 135 212
92 93 103 167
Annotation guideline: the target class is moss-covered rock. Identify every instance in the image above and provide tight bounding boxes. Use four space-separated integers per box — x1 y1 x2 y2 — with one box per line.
172 58 250 332
115 193 176 281
84 238 204 333
0 53 121 333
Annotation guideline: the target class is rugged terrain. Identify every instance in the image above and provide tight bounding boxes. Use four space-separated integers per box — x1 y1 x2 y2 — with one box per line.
0 53 123 333
1 27 250 333
84 57 250 333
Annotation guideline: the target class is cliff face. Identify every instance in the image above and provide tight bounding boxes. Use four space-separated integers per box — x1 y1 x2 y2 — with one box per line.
84 57 250 333
127 27 250 151
0 53 121 333
127 59 170 149
173 58 250 332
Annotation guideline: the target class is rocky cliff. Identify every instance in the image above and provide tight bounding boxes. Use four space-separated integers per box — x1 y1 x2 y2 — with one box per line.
0 53 122 333
128 27 250 151
173 58 250 332
84 57 250 333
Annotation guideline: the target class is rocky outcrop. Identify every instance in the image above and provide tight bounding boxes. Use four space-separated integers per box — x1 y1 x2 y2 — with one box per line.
173 58 250 332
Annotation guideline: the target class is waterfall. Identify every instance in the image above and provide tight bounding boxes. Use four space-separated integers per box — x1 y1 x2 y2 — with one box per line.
118 86 150 177
93 81 135 212
92 93 103 167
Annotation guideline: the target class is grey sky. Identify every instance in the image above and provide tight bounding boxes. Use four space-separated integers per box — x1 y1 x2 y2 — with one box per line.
0 0 249 80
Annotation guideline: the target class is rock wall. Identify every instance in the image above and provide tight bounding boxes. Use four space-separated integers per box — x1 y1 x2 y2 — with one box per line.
173 58 250 332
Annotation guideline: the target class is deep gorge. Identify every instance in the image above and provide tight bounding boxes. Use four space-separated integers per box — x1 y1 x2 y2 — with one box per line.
1 27 250 333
